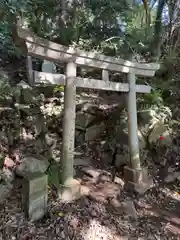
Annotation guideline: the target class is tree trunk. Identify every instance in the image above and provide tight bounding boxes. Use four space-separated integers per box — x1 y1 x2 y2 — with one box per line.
151 0 166 59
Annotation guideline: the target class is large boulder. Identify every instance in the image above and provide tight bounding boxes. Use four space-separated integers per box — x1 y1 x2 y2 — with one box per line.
138 106 172 146
17 81 36 104
75 102 106 144
76 112 94 130
114 118 146 149
2 168 15 184
15 157 49 177
76 103 103 129
85 123 106 141
148 122 172 145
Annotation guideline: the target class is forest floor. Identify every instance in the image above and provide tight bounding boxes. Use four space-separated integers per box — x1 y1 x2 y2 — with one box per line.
1 158 180 240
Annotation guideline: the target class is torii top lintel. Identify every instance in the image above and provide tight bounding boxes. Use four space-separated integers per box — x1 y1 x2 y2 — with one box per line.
17 27 160 77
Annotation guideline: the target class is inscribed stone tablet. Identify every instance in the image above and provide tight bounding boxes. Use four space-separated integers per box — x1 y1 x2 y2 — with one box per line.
22 173 48 221
42 60 56 73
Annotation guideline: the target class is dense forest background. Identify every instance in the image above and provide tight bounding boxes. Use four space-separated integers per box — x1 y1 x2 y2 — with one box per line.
0 0 179 100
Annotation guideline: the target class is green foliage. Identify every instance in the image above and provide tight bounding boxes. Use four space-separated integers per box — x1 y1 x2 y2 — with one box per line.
0 79 15 100
0 22 21 57
143 89 163 106
0 80 12 99
0 0 173 62
138 89 164 111
0 78 23 104
53 85 64 93
0 0 178 112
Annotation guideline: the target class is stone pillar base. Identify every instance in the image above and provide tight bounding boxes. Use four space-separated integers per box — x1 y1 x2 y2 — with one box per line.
58 179 90 202
124 166 153 195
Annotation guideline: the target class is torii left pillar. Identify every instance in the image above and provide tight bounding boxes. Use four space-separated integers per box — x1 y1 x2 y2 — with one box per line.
59 62 81 201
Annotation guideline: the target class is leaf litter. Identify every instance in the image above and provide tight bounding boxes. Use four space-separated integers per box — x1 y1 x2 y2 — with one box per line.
1 166 180 240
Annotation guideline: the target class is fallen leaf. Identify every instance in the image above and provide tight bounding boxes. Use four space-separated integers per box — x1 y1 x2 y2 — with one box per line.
57 212 65 217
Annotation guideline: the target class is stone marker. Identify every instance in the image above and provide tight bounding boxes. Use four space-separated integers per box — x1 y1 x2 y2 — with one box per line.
42 60 57 73
22 173 48 221
124 166 153 194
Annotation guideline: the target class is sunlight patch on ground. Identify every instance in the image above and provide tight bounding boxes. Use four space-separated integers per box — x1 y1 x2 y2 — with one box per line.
81 219 121 240
161 187 180 201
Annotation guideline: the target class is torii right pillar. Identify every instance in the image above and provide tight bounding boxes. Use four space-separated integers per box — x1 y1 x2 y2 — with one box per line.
124 72 153 194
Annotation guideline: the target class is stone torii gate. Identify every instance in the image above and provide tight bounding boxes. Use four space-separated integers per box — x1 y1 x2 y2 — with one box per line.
17 26 160 198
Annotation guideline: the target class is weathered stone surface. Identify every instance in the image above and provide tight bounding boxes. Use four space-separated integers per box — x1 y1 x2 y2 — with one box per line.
114 154 127 168
0 131 8 145
45 133 57 149
165 172 180 183
121 200 138 220
16 157 49 177
124 166 148 183
59 179 82 202
74 104 172 169
124 166 153 194
99 174 112 182
138 109 158 127
101 151 113 165
168 167 176 173
81 166 101 179
85 123 105 141
2 168 15 184
75 105 103 145
125 177 153 195
17 80 32 89
114 176 125 187
75 129 85 146
42 60 57 73
0 183 13 204
22 173 48 221
114 121 146 150
80 185 90 196
148 122 172 145
101 123 142 167
110 198 121 209
120 237 129 240
19 87 35 104
74 157 91 166
76 112 94 129
177 175 180 181
138 106 172 146
138 107 171 127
